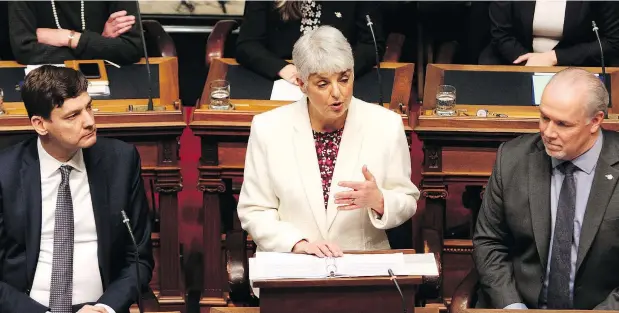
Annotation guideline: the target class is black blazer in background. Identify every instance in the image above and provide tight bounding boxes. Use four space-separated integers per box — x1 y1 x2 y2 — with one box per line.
473 130 619 310
236 1 385 80
0 137 154 313
8 1 142 65
480 1 619 66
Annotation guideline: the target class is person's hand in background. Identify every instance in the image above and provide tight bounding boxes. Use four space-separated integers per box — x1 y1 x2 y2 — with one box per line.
513 51 557 66
278 64 299 85
36 28 79 48
102 10 136 38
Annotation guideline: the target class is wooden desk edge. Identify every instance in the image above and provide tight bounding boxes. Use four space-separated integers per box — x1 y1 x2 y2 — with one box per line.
252 275 423 288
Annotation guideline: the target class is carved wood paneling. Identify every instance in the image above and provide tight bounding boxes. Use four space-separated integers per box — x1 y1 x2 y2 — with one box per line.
423 146 441 171
422 189 449 199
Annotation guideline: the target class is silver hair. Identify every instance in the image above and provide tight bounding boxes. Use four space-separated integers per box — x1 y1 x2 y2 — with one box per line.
292 25 354 83
546 67 609 118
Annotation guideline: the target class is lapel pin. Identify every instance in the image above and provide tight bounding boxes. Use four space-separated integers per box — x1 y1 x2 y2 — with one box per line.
606 174 614 180
335 12 342 18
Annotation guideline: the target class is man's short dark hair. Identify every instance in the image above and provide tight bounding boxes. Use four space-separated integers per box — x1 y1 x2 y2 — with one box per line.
21 65 89 119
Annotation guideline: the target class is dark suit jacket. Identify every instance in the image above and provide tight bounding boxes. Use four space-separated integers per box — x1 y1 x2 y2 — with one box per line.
479 1 619 66
235 1 385 80
0 137 154 313
473 130 619 310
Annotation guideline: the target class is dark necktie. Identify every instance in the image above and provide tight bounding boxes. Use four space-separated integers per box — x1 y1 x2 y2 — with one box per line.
546 161 578 309
49 165 74 313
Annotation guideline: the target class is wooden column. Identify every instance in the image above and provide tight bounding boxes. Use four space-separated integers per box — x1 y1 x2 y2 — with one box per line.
197 138 228 310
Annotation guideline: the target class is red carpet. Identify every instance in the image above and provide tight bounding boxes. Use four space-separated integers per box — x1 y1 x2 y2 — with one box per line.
178 107 203 250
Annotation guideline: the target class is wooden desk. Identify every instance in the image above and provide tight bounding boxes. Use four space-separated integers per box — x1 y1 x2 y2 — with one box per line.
251 249 421 313
413 64 619 306
254 276 421 313
0 57 186 311
190 58 415 311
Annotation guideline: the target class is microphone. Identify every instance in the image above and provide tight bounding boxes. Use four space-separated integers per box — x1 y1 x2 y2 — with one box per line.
366 14 383 107
135 0 154 111
149 179 160 233
387 269 407 313
121 210 144 313
592 20 611 114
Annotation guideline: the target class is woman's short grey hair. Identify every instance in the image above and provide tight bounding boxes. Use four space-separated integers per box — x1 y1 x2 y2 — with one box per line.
547 67 609 118
292 25 354 83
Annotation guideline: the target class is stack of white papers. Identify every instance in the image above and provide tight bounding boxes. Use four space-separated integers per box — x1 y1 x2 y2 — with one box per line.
270 79 304 101
25 64 66 76
87 81 110 96
249 252 438 283
24 64 110 96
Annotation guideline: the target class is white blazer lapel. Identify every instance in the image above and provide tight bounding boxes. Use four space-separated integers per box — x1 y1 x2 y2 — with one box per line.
292 98 329 238
326 98 364 230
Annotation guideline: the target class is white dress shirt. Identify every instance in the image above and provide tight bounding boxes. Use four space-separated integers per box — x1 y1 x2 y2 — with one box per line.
532 0 567 53
32 138 115 313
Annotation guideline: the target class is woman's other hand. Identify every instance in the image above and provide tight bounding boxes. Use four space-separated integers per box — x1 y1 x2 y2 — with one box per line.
292 240 343 257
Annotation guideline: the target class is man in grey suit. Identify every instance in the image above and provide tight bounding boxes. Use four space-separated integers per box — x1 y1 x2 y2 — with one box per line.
473 68 619 310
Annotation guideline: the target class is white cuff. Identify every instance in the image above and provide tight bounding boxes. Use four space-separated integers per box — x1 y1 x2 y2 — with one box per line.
95 303 116 313
503 303 528 309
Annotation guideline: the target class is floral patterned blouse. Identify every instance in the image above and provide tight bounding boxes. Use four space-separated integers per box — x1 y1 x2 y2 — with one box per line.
313 128 344 209
300 0 322 34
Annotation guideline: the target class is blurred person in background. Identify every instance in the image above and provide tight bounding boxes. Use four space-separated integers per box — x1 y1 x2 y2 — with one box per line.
9 1 142 65
236 1 385 85
480 1 619 67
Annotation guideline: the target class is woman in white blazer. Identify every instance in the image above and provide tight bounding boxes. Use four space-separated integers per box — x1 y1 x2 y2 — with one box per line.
237 25 420 258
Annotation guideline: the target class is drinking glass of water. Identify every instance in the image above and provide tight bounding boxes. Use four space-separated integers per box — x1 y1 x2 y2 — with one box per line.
0 88 5 115
435 85 456 116
209 80 232 110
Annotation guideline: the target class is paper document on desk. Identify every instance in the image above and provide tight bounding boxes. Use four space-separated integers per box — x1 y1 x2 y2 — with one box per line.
249 252 438 282
400 253 439 276
270 79 304 101
532 73 554 105
25 64 65 76
87 85 110 96
532 72 599 105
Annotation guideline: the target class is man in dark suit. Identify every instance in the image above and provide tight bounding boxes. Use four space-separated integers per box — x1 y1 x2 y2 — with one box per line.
0 65 153 313
473 67 619 310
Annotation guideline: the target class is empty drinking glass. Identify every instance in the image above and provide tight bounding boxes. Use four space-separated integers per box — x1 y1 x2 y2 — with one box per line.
435 85 456 116
208 80 232 110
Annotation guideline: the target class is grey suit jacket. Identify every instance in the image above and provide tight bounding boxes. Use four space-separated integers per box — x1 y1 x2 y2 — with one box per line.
473 129 619 310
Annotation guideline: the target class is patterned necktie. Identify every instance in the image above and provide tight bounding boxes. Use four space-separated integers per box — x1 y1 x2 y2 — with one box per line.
546 161 578 309
49 165 74 313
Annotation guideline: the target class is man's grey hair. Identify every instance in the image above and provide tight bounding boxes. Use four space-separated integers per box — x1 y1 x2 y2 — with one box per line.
292 25 354 83
546 67 609 118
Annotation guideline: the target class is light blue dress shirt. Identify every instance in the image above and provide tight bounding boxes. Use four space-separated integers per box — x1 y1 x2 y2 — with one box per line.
504 132 603 309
